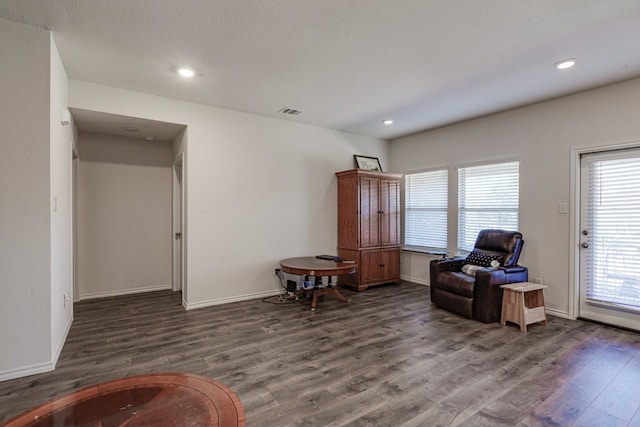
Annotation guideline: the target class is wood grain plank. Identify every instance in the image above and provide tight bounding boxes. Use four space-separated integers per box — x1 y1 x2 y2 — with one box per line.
1 283 639 427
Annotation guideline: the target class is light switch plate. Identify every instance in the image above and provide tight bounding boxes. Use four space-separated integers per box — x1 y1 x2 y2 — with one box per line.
558 202 568 214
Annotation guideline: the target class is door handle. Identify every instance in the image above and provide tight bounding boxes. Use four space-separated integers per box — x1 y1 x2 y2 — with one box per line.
581 242 588 248
175 232 182 239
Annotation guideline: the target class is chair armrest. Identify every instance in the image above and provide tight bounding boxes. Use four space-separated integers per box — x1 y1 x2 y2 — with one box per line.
430 257 465 273
499 265 527 274
429 257 465 302
475 265 528 285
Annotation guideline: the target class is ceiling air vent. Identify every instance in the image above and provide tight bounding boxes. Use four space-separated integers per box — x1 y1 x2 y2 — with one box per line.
279 107 303 116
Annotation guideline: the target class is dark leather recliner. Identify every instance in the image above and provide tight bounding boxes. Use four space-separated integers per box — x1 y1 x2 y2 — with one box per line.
430 229 528 323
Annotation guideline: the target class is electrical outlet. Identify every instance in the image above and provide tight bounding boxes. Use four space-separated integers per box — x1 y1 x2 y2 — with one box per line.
273 267 281 276
533 277 542 284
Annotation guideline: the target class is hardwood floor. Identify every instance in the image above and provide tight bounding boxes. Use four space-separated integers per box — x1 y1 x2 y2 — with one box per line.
2 282 640 426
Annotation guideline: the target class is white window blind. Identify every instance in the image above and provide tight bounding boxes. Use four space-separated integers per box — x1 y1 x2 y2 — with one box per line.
404 169 448 249
584 155 640 309
457 161 519 252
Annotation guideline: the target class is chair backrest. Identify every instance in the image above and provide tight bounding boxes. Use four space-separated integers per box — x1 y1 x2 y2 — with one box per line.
473 229 524 266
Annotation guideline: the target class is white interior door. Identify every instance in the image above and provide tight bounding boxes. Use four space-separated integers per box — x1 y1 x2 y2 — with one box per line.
579 148 640 330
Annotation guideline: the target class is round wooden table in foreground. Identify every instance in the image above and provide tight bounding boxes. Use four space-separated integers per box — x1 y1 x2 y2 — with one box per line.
2 373 245 427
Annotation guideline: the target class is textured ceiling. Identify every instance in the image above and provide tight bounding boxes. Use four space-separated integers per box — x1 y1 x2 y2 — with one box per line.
2 0 640 140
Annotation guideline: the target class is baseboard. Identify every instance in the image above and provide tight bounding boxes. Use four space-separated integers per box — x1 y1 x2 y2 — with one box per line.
52 314 73 368
79 284 172 300
400 275 429 286
0 360 54 382
546 307 572 319
184 288 283 310
1 314 73 382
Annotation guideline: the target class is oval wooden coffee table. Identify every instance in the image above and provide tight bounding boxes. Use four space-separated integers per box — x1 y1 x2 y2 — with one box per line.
279 256 357 311
1 373 245 427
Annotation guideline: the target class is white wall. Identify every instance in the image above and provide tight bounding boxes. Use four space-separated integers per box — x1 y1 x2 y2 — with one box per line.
400 251 440 286
49 34 74 361
390 77 640 317
77 134 173 298
69 80 388 308
0 18 52 379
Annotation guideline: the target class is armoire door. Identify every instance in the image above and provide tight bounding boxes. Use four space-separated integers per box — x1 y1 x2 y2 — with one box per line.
359 176 380 247
380 248 400 281
360 249 381 284
379 178 400 246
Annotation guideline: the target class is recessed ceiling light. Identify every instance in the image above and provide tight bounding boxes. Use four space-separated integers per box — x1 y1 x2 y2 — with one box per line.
555 59 576 70
122 126 139 132
383 119 394 125
178 68 195 78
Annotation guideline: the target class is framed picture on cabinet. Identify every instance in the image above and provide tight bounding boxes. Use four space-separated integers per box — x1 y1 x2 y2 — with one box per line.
354 155 382 171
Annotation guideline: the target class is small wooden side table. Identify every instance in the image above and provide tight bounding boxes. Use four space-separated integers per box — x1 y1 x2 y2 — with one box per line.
500 282 548 332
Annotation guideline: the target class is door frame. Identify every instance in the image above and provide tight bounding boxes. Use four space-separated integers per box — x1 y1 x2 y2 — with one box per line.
569 139 640 320
172 153 185 294
72 148 79 302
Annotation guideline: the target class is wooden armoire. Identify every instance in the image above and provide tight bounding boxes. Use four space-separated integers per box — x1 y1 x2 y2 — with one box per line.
336 169 403 291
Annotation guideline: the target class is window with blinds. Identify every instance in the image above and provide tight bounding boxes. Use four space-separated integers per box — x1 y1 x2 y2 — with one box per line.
584 155 640 309
457 161 519 252
404 169 448 250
